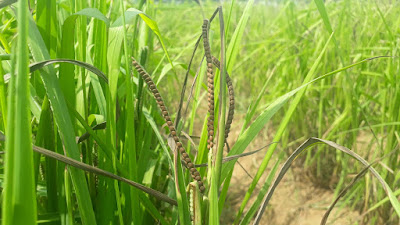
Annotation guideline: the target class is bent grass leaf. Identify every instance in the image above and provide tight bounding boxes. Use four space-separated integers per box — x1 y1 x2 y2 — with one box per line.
29 59 108 83
112 8 174 69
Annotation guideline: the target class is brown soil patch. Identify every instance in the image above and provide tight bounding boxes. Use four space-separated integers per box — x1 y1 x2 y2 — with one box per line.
221 128 360 225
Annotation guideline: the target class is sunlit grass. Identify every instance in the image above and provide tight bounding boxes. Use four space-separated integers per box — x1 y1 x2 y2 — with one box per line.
0 0 399 225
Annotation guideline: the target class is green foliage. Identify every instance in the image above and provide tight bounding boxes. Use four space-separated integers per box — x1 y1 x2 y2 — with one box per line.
3 1 36 225
0 0 399 225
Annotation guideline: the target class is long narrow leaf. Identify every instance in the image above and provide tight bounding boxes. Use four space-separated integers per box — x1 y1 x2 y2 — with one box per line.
3 2 36 224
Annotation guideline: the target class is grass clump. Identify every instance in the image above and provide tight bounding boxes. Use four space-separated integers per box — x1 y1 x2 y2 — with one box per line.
0 0 399 225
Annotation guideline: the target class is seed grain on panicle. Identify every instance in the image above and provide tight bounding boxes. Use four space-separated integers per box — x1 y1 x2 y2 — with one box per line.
132 59 205 193
202 20 215 152
212 56 235 149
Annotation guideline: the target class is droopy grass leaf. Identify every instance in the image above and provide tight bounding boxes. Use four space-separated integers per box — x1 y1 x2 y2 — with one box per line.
253 137 400 224
29 59 108 83
321 147 399 224
221 56 392 181
112 8 174 68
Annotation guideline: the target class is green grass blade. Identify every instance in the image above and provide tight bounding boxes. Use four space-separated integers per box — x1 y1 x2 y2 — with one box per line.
36 0 57 58
174 152 192 225
3 1 36 224
214 5 227 192
92 1 108 117
314 0 334 33
2 29 16 225
0 62 7 129
120 1 140 224
225 0 254 74
142 108 174 171
239 152 282 225
35 96 57 216
216 0 254 214
101 5 125 224
138 193 170 225
74 1 89 134
364 189 400 216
